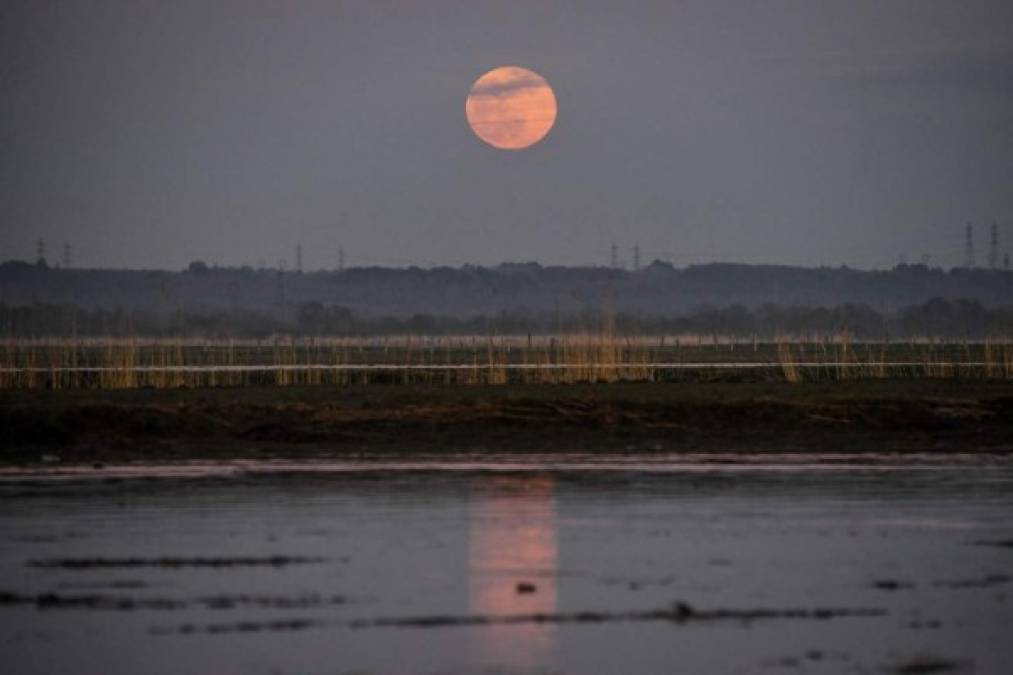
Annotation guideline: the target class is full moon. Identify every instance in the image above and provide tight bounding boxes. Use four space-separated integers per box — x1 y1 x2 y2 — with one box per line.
465 66 557 150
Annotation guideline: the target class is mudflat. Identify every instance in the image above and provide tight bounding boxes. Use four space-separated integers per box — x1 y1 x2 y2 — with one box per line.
3 380 1011 462
2 459 1012 675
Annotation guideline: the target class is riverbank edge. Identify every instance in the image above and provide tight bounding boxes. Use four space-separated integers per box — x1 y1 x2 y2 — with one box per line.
2 380 1012 463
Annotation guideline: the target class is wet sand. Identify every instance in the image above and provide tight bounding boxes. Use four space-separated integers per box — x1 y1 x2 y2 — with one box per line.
1 456 1012 674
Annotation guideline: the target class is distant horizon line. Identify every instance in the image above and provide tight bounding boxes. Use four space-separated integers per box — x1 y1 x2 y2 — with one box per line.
2 257 1008 275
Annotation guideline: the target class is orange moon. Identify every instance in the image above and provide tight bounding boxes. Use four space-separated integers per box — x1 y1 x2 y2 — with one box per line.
465 66 557 150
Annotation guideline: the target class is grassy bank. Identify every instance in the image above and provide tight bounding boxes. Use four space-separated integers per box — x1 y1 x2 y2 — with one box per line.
2 336 1012 389
2 380 1012 463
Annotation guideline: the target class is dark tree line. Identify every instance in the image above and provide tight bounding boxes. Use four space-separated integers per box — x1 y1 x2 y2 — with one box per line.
2 299 1012 339
3 259 1012 320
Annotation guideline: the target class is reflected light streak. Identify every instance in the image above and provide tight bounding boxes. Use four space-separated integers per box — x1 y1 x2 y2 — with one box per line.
468 473 558 666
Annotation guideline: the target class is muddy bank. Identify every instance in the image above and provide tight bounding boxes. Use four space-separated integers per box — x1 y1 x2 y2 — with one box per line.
2 380 1012 462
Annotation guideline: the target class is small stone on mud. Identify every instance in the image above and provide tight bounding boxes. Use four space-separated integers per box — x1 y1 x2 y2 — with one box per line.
972 539 1013 548
873 579 914 591
674 601 695 619
516 582 537 594
891 657 963 674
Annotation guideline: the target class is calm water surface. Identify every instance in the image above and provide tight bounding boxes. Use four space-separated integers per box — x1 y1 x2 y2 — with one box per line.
2 455 1012 675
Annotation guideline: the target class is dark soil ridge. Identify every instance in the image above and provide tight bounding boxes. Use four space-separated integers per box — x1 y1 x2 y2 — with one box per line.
28 555 326 569
149 601 887 636
348 602 887 629
3 381 1012 462
0 591 349 611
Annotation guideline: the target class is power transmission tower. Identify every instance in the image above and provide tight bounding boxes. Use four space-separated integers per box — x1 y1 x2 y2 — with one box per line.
275 261 286 307
338 247 345 272
62 243 71 269
964 224 975 268
989 222 999 269
296 243 303 273
632 244 641 271
36 239 46 265
610 242 618 269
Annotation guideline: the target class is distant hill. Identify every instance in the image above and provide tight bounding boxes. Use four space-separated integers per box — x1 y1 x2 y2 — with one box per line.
1 259 1010 320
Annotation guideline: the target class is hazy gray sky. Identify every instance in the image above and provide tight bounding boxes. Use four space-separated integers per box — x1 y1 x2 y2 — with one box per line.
2 0 1011 270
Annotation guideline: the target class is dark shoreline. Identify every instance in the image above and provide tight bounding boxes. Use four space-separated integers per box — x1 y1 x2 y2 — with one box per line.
3 380 1012 464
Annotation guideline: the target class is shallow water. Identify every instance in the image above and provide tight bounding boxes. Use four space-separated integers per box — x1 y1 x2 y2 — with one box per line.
2 455 1012 675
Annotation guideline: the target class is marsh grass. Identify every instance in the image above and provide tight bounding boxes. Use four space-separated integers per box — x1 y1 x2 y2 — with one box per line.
0 333 1010 390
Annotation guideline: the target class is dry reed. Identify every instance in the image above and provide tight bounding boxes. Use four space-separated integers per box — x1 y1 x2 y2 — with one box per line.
0 333 1010 390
